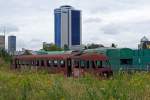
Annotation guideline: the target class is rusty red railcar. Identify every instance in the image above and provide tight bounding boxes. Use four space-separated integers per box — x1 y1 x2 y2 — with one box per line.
11 54 72 76
11 53 113 77
71 53 113 77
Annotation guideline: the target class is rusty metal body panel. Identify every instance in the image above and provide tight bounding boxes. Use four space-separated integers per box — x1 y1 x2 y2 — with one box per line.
71 53 113 77
11 53 113 77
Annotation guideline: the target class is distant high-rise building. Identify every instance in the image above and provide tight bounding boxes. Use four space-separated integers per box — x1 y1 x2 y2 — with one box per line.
54 5 82 50
8 35 16 55
43 42 52 49
138 36 150 49
0 35 5 49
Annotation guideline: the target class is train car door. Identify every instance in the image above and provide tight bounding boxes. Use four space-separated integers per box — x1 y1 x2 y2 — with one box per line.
67 58 72 77
14 59 18 69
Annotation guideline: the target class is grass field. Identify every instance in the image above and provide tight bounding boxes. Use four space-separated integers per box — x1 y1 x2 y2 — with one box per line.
0 62 150 100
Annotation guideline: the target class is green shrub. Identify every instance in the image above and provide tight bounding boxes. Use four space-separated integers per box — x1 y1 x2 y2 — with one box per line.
0 67 150 100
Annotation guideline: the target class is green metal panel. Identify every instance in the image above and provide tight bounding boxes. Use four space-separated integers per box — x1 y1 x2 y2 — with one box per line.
107 49 120 58
143 49 150 56
133 50 139 57
119 48 133 58
85 48 109 55
135 49 144 57
109 58 120 71
36 50 65 55
47 51 65 54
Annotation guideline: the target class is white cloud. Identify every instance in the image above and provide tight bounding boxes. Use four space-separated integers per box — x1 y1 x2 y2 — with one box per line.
0 0 150 50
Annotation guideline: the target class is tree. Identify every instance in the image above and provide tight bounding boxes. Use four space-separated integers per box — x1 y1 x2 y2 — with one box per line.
0 49 12 62
111 43 117 48
23 50 32 55
43 43 62 51
87 43 104 49
84 46 88 50
64 44 69 51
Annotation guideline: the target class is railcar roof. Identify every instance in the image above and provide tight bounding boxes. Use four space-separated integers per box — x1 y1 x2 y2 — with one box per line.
14 54 72 60
72 53 108 61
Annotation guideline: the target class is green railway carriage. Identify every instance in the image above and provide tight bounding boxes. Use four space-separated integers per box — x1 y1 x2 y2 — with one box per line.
133 49 150 70
85 48 150 71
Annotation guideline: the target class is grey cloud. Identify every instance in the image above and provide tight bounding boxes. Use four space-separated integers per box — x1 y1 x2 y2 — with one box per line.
0 0 149 49
17 38 42 50
29 39 42 50
17 39 26 49
126 20 150 33
84 17 102 24
101 24 121 35
101 19 150 35
88 0 150 14
0 24 19 33
30 39 42 42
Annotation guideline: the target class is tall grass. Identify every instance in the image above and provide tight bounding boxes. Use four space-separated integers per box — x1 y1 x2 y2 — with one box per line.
0 63 150 100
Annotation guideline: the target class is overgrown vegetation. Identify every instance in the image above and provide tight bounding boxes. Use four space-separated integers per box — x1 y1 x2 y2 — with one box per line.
43 44 62 51
0 49 12 62
0 57 150 100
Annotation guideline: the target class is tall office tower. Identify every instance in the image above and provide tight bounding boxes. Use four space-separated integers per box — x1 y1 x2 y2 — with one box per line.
0 35 5 49
8 35 16 55
54 5 82 50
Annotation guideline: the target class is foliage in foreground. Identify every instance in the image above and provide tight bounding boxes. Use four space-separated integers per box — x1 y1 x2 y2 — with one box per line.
0 62 150 100
0 49 12 62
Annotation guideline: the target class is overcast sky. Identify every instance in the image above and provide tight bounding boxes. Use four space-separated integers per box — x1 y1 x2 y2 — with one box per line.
0 0 150 50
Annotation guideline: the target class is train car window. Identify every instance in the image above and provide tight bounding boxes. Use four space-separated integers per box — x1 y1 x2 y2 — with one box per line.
21 60 24 65
20 60 22 65
53 60 58 67
27 61 29 65
105 60 111 68
86 61 90 68
22 61 25 65
34 61 35 65
54 60 58 64
102 60 110 68
25 61 28 65
96 61 102 68
68 60 71 66
19 60 22 65
60 60 64 64
91 61 96 68
60 60 65 67
23 61 26 65
32 61 35 66
74 60 79 68
120 59 133 65
36 60 39 66
47 60 51 67
21 61 23 65
16 60 19 64
41 60 44 66
18 60 21 65
80 60 85 68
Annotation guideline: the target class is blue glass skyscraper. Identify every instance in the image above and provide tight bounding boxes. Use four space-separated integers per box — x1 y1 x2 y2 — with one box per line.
54 5 82 50
8 35 16 55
